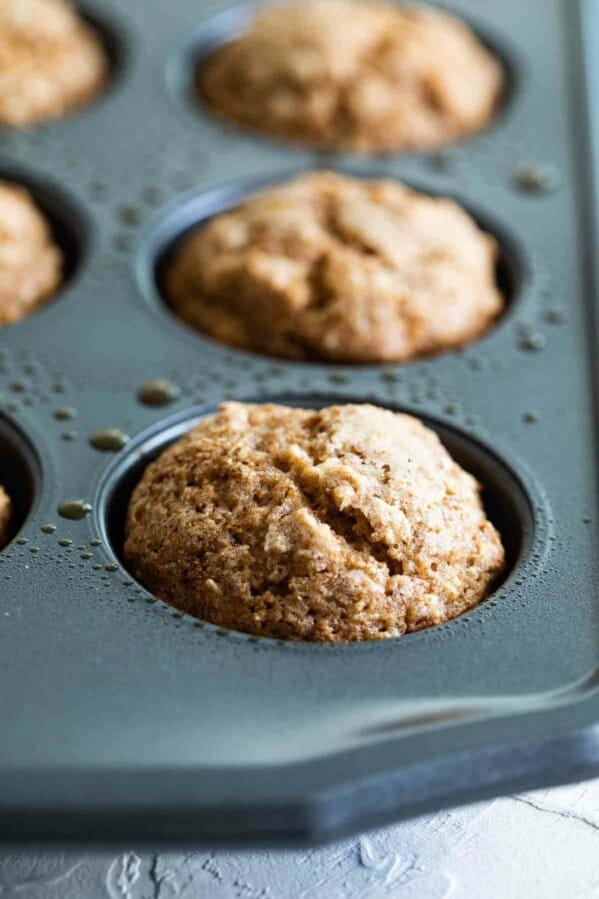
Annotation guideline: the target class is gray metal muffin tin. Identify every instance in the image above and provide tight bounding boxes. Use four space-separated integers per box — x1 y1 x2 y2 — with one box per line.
0 0 597 847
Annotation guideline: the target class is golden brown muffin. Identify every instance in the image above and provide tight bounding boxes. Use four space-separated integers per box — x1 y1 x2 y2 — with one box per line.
167 172 504 363
0 181 63 326
199 0 503 152
125 402 506 642
0 486 11 548
0 0 108 128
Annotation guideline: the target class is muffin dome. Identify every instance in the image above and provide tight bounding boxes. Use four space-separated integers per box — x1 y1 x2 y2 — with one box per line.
167 172 504 363
0 0 108 127
199 0 503 152
125 402 506 642
0 181 62 326
0 486 11 548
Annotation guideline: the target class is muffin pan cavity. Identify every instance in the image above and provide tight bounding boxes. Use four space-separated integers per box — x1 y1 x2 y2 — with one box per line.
0 414 41 549
95 398 535 636
0 169 88 317
140 171 524 361
170 3 517 148
79 5 127 98
167 4 252 117
0 0 117 130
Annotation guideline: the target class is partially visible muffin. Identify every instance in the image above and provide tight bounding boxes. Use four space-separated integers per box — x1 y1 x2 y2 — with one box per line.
0 182 63 326
0 486 11 548
199 0 503 152
125 402 506 642
0 0 108 128
167 172 504 363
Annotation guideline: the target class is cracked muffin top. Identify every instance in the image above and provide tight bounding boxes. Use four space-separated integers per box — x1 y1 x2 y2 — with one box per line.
124 402 506 642
0 0 108 127
198 0 503 152
0 486 11 548
167 171 504 363
0 181 63 326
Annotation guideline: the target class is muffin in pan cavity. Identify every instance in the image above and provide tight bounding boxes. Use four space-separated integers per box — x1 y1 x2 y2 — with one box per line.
166 172 505 364
0 181 63 326
0 0 108 128
0 485 11 549
124 402 506 643
198 0 504 153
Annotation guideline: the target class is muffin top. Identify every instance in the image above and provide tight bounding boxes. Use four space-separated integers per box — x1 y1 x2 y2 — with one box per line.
0 0 108 127
0 181 63 326
167 172 504 363
199 0 503 152
0 486 11 548
125 402 505 642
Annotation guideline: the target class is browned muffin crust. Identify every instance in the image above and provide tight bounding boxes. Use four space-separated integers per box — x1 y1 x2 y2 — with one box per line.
167 172 504 363
125 402 506 642
0 0 108 128
0 486 11 548
0 181 63 326
199 0 503 152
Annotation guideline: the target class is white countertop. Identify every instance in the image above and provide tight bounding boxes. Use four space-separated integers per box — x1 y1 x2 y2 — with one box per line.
2 779 599 897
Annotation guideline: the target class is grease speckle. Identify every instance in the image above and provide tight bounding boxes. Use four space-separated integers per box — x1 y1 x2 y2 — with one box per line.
513 161 561 194
90 429 130 452
54 407 77 421
58 499 92 520
137 379 180 406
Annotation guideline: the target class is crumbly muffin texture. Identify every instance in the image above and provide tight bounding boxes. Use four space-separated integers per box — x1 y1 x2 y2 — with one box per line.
125 402 506 642
0 0 108 127
0 181 63 326
167 172 504 363
0 486 11 548
199 0 503 152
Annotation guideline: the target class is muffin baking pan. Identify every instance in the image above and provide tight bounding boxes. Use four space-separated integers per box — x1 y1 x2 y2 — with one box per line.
0 0 598 846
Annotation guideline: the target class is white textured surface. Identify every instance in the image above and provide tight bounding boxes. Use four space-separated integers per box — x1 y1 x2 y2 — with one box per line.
3 781 599 897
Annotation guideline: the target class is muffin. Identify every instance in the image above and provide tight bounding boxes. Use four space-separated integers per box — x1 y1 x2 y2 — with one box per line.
0 181 63 326
125 402 506 642
0 486 11 548
167 172 504 363
0 0 108 128
199 0 503 152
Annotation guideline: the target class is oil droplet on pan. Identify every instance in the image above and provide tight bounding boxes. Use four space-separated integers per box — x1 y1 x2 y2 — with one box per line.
40 524 56 534
54 407 77 421
137 379 180 406
519 332 547 351
89 429 129 452
544 306 567 324
118 205 141 226
513 162 561 194
142 185 162 206
58 499 92 520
